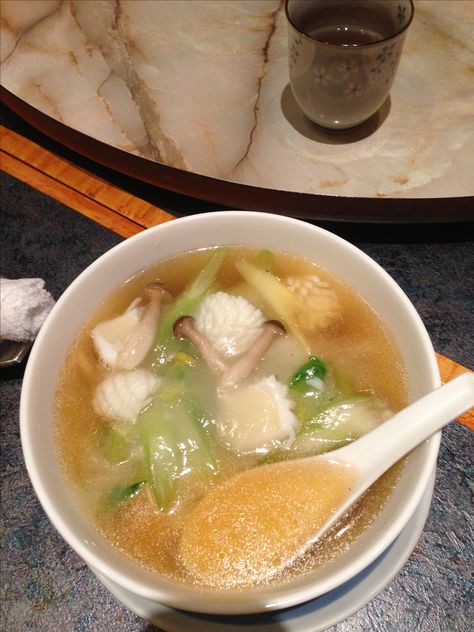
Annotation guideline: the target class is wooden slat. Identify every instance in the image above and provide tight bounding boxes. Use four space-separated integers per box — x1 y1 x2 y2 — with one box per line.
0 125 472 429
0 125 174 232
1 150 142 238
437 353 474 430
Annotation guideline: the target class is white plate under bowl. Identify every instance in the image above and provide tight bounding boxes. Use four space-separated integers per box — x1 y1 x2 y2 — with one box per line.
92 472 435 632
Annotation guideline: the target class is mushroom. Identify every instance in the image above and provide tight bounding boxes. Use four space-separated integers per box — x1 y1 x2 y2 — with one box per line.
116 282 171 370
173 316 286 389
173 316 227 374
220 320 286 389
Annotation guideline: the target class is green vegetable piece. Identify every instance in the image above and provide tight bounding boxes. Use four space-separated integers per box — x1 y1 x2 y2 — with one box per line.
174 402 217 480
255 249 275 272
262 394 389 464
138 392 216 512
289 365 344 432
289 356 327 389
138 401 180 512
106 480 145 509
99 426 130 464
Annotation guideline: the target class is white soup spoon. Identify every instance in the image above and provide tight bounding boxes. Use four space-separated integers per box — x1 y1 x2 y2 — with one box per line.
178 373 474 588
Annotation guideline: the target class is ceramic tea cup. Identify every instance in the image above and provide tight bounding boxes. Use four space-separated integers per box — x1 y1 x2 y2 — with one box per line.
286 0 414 130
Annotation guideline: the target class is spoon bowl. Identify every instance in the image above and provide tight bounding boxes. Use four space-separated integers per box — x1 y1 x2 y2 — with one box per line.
179 373 474 587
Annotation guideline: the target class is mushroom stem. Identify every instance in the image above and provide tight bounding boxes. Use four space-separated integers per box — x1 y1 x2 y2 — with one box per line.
220 320 286 390
116 282 171 370
173 316 227 374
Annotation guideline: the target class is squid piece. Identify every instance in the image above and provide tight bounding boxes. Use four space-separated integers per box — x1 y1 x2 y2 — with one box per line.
93 368 161 423
92 282 171 370
286 274 341 331
216 375 298 454
194 291 265 357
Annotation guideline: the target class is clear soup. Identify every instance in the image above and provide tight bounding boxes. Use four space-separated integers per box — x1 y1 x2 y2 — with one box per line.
55 246 408 589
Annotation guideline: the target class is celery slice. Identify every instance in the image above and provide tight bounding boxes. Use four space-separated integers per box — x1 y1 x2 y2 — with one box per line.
262 394 390 464
98 426 130 464
138 393 216 512
138 401 180 512
235 260 311 353
173 402 217 480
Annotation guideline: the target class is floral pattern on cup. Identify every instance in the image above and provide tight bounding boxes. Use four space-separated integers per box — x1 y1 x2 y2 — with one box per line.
397 3 408 25
295 36 404 99
338 59 360 79
289 36 303 67
343 82 365 98
313 66 333 86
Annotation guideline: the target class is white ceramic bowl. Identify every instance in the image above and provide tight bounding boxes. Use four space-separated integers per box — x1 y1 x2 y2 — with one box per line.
20 211 440 615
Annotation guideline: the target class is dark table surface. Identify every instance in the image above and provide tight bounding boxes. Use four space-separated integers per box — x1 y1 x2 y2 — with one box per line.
1 105 473 631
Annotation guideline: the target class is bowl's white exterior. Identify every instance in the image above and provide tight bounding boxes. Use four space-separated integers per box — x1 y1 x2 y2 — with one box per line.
20 211 440 614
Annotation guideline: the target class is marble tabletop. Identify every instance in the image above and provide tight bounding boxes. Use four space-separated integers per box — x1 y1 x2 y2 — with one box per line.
0 157 473 630
1 0 473 213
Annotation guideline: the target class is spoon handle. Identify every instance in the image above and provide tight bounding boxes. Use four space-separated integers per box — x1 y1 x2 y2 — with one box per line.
334 373 474 487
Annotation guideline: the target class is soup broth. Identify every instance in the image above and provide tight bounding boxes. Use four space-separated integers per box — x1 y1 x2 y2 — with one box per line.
55 246 408 589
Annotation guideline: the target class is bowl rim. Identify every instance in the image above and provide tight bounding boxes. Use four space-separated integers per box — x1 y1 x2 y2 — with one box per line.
20 210 440 614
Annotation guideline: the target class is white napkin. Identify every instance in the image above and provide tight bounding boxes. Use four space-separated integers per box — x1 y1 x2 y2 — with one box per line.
0 278 55 341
